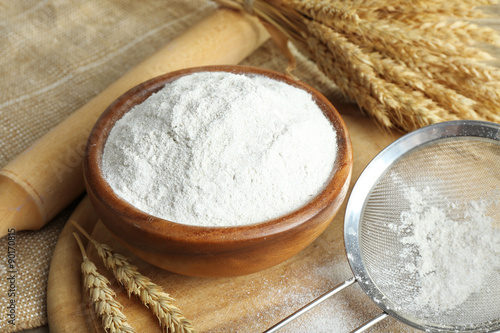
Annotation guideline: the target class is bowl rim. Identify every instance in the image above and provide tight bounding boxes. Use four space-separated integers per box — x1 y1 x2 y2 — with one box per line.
84 65 353 245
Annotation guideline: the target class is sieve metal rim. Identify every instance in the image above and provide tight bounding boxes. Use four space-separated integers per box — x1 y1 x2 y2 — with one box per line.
344 120 500 332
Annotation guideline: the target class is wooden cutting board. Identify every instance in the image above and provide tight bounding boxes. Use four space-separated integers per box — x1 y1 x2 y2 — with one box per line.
47 106 421 333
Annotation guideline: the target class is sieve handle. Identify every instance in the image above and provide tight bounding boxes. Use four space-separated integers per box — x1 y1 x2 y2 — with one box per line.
351 313 389 333
264 277 357 332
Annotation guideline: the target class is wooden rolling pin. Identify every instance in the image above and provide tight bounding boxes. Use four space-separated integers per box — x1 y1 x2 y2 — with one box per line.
0 8 269 238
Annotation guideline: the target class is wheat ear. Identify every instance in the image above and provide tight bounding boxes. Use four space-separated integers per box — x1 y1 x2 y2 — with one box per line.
72 221 196 333
74 232 135 333
355 0 494 22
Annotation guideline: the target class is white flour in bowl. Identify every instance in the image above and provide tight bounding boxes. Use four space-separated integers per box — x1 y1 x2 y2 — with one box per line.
101 71 338 227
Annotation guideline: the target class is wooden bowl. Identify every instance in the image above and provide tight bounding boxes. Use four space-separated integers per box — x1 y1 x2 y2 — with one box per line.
84 65 353 278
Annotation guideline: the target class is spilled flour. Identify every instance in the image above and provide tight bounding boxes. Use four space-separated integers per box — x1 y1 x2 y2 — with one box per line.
397 186 500 312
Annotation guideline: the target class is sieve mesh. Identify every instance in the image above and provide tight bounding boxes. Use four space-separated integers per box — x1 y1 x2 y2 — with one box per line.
358 137 500 332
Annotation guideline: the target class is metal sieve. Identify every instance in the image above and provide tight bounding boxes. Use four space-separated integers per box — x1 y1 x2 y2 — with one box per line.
266 120 500 333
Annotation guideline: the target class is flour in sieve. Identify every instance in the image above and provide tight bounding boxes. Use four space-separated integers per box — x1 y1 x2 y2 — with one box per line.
102 72 337 227
397 186 500 312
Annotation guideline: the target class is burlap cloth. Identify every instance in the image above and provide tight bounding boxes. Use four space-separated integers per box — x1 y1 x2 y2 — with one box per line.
0 0 346 331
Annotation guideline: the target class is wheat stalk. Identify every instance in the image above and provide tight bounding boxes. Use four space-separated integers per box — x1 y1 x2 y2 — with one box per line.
345 0 498 22
214 0 500 132
72 221 196 333
358 5 491 22
74 233 136 333
408 21 500 47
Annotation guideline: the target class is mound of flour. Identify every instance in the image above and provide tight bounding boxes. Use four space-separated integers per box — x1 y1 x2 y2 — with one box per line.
102 71 337 226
